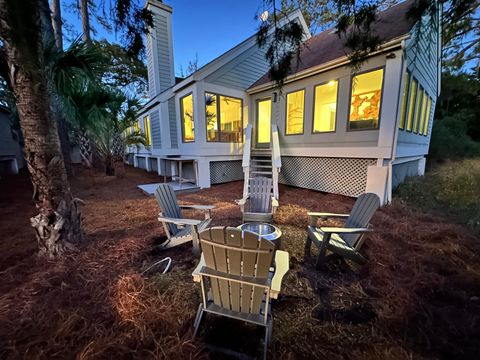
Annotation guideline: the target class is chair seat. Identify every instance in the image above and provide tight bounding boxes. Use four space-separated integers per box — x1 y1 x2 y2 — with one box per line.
243 212 273 223
307 226 355 253
175 218 212 238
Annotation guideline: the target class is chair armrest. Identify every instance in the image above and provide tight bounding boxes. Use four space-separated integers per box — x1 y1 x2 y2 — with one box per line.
192 253 205 282
307 212 349 226
271 197 279 208
180 205 215 210
236 197 248 206
320 227 371 234
270 250 289 299
158 215 202 226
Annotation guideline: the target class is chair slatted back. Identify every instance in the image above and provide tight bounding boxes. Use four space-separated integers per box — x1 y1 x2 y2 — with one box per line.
199 227 275 316
343 193 380 248
248 177 272 213
154 184 182 236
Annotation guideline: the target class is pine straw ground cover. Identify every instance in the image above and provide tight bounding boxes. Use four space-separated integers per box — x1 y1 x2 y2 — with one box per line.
0 165 479 360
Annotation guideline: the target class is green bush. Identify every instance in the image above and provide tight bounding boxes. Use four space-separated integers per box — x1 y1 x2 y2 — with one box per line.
395 159 480 234
429 114 480 161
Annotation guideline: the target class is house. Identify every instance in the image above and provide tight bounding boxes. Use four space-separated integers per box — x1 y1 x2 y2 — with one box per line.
0 106 24 177
129 0 441 204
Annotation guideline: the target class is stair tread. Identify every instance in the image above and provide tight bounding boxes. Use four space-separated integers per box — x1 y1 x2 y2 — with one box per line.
250 170 273 174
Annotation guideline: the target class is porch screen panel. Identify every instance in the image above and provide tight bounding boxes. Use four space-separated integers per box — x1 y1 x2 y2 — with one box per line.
406 78 418 131
286 90 304 134
349 68 383 130
181 93 195 142
313 80 338 132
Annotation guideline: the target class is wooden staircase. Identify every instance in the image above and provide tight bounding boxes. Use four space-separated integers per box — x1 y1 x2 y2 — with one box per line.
242 124 281 200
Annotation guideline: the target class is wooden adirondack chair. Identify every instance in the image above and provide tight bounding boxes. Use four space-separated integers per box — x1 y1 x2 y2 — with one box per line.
305 192 380 267
192 226 289 360
155 183 214 253
237 177 279 223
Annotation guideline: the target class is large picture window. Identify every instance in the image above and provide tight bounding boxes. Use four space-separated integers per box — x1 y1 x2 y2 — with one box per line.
285 90 304 135
205 93 243 142
180 93 194 142
143 116 151 146
348 68 384 130
313 80 338 133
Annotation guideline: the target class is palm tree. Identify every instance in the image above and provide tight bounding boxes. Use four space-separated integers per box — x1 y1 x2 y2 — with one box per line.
89 91 148 176
0 0 82 258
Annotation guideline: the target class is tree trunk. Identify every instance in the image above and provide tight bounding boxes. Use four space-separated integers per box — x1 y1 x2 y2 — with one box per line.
79 0 90 42
51 0 63 49
105 154 115 176
114 160 126 178
0 0 83 258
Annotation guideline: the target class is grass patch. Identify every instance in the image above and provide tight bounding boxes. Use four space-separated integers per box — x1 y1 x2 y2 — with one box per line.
395 158 480 233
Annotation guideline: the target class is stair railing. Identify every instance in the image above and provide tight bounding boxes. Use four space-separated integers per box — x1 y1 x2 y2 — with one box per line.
242 124 252 198
271 123 282 199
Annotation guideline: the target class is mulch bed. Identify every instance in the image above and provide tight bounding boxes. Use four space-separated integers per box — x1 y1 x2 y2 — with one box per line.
0 165 479 359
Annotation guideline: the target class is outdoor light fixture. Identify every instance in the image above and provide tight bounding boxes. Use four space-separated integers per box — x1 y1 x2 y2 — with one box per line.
260 10 269 22
273 92 278 102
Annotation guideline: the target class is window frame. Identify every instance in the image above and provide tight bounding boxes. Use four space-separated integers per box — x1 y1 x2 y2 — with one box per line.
284 88 306 136
399 71 411 130
412 85 424 134
423 96 432 137
204 92 244 143
347 66 385 132
406 77 418 132
180 92 195 143
311 79 339 134
143 115 152 146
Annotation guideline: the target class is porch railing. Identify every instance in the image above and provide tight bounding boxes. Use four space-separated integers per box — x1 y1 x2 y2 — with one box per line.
242 124 252 198
271 123 282 199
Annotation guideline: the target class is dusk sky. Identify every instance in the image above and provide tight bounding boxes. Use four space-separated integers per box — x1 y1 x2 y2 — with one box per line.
63 0 263 77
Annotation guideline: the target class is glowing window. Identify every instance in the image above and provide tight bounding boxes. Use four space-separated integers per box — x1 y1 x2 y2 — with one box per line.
406 78 418 131
399 72 410 130
180 93 194 142
423 97 432 136
313 80 338 133
418 91 428 135
257 99 271 144
286 90 304 135
205 93 243 142
133 120 140 134
413 87 424 133
349 69 383 130
143 116 151 146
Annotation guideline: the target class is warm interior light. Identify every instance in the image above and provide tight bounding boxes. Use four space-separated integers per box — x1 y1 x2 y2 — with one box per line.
328 80 335 86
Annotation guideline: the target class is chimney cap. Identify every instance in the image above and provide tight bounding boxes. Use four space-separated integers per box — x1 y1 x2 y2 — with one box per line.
146 0 172 14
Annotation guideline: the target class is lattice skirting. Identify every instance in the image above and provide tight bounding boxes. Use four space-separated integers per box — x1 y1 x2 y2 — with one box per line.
210 160 244 184
392 160 420 189
137 157 147 170
279 156 377 197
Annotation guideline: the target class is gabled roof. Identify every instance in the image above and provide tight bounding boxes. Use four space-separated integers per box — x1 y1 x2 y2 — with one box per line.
172 8 311 93
248 0 416 90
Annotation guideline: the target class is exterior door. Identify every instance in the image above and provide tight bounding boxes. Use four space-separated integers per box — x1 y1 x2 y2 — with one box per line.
256 98 271 148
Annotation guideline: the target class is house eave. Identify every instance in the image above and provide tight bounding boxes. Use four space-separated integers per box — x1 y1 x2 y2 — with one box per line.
246 34 410 94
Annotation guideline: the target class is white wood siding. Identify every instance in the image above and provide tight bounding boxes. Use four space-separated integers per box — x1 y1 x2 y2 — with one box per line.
150 109 161 149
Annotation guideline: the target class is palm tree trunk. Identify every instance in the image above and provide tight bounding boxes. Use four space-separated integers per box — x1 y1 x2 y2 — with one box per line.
79 0 91 42
0 0 83 258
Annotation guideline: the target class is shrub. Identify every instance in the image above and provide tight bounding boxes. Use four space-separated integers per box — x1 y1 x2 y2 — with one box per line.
429 114 480 161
